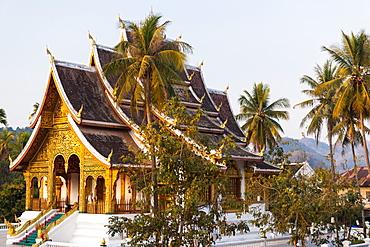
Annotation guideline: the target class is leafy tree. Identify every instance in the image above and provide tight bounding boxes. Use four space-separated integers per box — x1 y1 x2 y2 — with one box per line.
0 177 25 223
236 82 290 153
321 30 370 172
104 14 192 213
294 61 341 173
0 108 6 126
245 168 362 247
106 98 242 246
265 142 291 165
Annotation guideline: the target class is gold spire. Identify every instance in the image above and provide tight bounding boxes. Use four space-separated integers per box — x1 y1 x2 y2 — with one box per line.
223 84 229 94
176 34 182 41
46 46 54 62
197 61 204 70
88 31 96 45
107 149 114 163
220 118 228 128
77 104 84 118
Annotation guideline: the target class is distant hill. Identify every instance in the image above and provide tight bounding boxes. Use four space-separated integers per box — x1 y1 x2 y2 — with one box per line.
0 127 32 135
279 137 366 172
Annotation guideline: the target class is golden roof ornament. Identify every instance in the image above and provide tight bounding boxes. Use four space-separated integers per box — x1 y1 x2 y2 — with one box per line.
77 104 84 118
220 118 228 129
199 93 206 104
217 102 223 111
258 147 265 156
88 31 96 46
223 84 229 94
46 46 54 63
118 14 126 42
8 155 12 166
176 34 182 41
187 72 195 81
107 149 113 163
197 61 204 70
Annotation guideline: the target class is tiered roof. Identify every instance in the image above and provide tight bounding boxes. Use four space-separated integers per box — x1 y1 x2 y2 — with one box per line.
10 31 280 173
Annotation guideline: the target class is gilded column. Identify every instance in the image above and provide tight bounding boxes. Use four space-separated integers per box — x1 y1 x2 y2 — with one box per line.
47 164 55 208
24 172 31 210
80 171 86 213
105 169 113 214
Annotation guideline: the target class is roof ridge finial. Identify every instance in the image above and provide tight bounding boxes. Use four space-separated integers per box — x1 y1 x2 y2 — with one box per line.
220 118 228 129
88 31 96 46
118 14 127 42
46 46 54 63
223 84 229 94
197 60 204 70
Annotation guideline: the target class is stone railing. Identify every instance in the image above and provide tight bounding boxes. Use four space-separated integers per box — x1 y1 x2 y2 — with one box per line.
33 203 79 247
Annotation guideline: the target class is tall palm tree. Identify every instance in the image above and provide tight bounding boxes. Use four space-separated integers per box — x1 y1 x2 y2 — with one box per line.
321 30 370 171
104 14 192 214
104 14 192 124
0 108 7 127
0 129 14 161
236 82 290 153
294 61 341 173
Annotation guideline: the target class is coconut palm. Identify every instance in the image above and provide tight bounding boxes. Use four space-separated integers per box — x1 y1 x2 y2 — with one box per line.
0 108 7 127
104 14 192 213
0 129 14 161
236 82 290 153
294 61 341 173
104 14 192 124
9 131 31 160
321 30 370 171
332 109 363 169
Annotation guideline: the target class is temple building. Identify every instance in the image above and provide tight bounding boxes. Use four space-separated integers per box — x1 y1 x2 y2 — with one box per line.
7 25 280 246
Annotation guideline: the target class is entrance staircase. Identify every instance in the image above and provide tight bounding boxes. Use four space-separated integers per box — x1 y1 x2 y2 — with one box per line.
14 213 63 246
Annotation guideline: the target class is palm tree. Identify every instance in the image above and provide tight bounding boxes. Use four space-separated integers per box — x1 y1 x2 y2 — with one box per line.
0 108 7 127
104 14 192 124
104 14 192 214
332 109 363 169
294 61 341 173
0 129 14 161
236 82 290 153
29 102 39 122
9 131 31 160
322 30 370 171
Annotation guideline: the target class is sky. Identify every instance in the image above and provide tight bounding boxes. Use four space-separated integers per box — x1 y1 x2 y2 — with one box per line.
1 0 370 141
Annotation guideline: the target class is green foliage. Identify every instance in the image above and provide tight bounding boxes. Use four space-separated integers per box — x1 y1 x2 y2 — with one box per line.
106 98 241 246
265 142 291 165
0 108 7 126
0 176 25 223
0 161 22 187
246 168 362 246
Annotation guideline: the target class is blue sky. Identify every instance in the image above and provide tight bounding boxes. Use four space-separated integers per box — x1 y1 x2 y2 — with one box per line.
2 0 370 141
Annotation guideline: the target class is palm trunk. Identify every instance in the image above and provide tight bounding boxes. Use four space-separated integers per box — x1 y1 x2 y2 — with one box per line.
360 111 370 172
351 141 367 238
327 120 336 174
145 81 159 215
328 133 335 174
